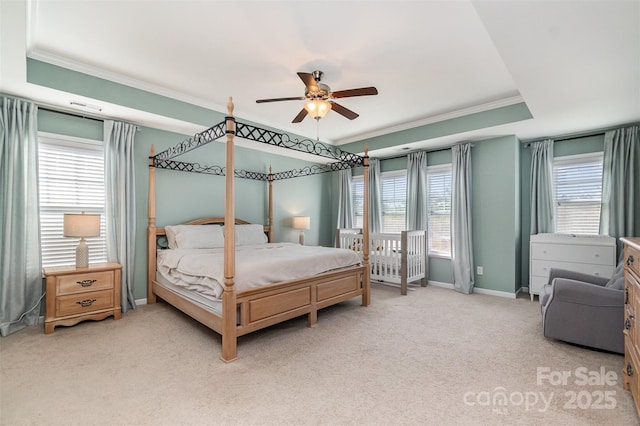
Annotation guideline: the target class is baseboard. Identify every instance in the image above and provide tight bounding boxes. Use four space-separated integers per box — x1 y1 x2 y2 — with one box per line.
135 298 147 306
428 280 516 299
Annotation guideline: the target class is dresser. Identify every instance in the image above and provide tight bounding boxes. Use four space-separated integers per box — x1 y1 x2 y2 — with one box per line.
44 262 122 333
622 237 640 418
529 234 616 301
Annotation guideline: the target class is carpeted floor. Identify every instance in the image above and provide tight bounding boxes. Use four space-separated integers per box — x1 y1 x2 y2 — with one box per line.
1 284 637 425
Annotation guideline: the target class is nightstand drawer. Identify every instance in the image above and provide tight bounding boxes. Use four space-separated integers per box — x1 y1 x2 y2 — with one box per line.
56 290 114 317
56 271 114 295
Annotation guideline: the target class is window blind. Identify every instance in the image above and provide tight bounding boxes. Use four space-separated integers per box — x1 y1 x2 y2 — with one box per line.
352 176 364 229
39 134 107 268
427 164 452 257
553 152 603 235
381 170 406 233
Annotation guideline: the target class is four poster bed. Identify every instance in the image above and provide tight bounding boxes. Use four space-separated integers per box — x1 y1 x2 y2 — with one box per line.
147 98 370 362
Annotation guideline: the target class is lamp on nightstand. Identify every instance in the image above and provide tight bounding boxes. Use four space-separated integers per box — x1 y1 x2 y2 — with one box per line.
292 216 311 245
64 212 100 268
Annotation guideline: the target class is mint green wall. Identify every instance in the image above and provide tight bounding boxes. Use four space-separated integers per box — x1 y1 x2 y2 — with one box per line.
519 134 605 287
471 136 520 293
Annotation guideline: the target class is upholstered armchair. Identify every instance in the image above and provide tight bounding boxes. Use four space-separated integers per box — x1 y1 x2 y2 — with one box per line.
539 262 625 354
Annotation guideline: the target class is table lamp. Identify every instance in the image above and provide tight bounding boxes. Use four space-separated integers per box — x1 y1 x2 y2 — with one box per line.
64 212 100 268
292 216 311 245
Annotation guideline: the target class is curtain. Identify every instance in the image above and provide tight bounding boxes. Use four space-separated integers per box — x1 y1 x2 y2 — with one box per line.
336 169 354 229
530 139 556 235
451 143 474 294
406 151 428 231
368 158 383 233
600 125 640 255
104 120 137 312
0 97 42 336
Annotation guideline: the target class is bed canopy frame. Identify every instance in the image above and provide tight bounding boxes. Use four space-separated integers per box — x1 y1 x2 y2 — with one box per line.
147 97 370 362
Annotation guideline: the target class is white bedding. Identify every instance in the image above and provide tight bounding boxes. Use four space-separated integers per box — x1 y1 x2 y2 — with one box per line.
156 243 361 299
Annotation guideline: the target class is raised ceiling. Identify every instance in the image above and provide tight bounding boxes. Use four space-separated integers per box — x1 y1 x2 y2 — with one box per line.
1 0 638 156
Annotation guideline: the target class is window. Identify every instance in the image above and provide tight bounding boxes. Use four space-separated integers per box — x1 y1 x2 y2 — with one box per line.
381 170 406 233
353 175 364 229
427 164 452 257
553 152 603 235
352 170 407 233
38 133 107 268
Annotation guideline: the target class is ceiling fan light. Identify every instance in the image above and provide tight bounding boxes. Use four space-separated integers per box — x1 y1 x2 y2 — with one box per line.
304 99 332 119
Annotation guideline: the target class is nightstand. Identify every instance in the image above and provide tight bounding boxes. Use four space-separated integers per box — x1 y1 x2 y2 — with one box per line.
44 262 122 334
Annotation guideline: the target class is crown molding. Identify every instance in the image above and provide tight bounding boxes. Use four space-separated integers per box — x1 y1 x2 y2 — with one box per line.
335 95 525 145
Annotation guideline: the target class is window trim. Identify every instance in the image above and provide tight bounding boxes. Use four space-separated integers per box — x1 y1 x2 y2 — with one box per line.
552 151 604 236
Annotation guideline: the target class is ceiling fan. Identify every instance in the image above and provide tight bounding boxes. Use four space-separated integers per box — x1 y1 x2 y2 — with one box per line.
256 70 378 123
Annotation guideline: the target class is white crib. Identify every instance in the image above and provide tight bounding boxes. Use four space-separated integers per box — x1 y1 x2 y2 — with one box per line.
336 229 428 295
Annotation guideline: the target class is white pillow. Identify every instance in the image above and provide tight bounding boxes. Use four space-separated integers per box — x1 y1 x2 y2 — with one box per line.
168 224 225 249
234 224 268 246
164 225 179 249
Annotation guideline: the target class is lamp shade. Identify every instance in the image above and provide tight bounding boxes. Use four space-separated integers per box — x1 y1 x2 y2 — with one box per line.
304 100 332 119
292 216 311 230
63 213 100 238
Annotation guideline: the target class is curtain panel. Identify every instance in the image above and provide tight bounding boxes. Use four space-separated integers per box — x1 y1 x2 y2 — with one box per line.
336 169 354 229
406 151 428 231
451 143 474 294
530 139 556 235
0 97 42 336
104 120 137 312
600 125 640 255
368 158 383 234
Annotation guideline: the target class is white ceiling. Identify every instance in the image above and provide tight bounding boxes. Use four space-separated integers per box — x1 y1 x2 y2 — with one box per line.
1 0 638 157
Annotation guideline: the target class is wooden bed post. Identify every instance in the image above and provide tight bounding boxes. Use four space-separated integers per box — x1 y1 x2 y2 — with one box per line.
221 97 238 363
268 166 274 243
147 145 157 304
362 146 371 306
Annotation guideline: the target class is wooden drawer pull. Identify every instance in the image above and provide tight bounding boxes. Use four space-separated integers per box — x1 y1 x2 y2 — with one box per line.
626 318 633 330
628 363 634 377
76 279 97 287
628 255 635 266
76 299 96 308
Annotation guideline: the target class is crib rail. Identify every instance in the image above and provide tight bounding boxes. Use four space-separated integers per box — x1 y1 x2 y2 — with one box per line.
336 229 427 295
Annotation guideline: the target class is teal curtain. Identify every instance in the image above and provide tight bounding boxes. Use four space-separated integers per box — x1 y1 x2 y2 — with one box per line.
0 97 42 336
336 169 354 229
368 158 383 233
406 151 428 231
600 125 640 255
104 120 137 312
451 143 474 294
530 139 556 235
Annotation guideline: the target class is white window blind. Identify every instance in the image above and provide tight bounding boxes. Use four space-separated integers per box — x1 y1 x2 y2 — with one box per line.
553 152 603 235
352 175 364 229
427 164 452 257
351 171 408 233
381 170 406 233
38 134 107 268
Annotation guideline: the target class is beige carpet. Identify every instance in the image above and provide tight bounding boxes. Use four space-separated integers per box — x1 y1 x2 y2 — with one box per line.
1 284 638 425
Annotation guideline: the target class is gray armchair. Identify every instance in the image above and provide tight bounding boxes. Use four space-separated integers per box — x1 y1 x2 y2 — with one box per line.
539 262 625 354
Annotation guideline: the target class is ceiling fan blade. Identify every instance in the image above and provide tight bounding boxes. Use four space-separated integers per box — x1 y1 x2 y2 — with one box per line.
256 96 306 103
330 102 359 120
297 72 319 92
331 87 378 99
292 108 308 123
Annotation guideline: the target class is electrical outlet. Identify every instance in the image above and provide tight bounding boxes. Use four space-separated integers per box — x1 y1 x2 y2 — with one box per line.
477 266 483 275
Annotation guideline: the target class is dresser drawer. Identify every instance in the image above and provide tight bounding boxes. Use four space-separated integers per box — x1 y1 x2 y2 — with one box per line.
530 259 615 279
530 275 548 296
531 243 615 265
56 290 114 317
56 270 114 295
626 244 640 278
